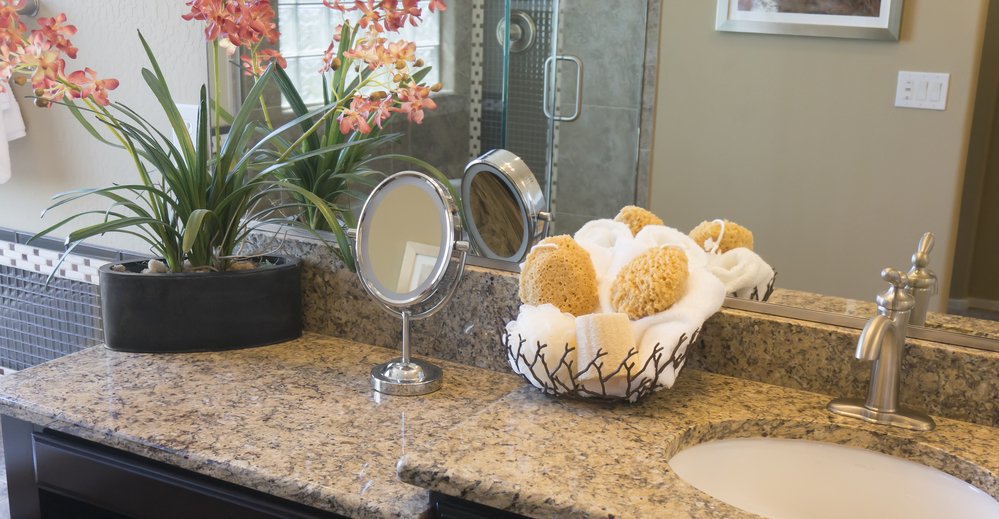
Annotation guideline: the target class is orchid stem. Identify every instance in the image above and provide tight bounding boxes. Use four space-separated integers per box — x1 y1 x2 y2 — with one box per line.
212 40 221 154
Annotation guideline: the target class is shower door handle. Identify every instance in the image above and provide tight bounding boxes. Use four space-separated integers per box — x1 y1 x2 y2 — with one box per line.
543 55 583 122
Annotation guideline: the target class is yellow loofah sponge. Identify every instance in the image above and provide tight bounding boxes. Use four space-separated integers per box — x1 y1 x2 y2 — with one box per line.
610 246 688 319
519 235 599 316
614 205 664 236
689 219 754 253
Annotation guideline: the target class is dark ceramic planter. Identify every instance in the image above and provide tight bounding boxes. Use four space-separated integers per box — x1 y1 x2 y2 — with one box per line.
98 256 302 353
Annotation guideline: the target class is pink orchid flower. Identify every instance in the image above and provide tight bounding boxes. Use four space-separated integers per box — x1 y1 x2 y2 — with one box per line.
36 13 77 59
354 0 385 33
20 36 65 90
396 84 435 124
338 97 373 134
67 67 119 106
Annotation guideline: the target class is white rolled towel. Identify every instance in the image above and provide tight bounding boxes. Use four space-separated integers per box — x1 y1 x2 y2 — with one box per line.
629 266 725 384
574 218 633 250
573 219 633 277
707 247 775 299
505 304 577 386
2 84 25 141
575 312 635 391
0 83 25 185
633 225 709 269
635 319 696 390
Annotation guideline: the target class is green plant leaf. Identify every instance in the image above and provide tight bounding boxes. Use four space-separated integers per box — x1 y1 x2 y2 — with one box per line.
273 66 322 150
260 181 355 271
182 208 215 253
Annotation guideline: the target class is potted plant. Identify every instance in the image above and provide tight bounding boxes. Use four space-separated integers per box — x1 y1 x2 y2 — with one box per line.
237 0 455 261
0 1 445 352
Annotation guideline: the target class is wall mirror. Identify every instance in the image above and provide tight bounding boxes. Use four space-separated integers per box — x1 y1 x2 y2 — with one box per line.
223 1 999 352
462 149 549 263
355 171 468 396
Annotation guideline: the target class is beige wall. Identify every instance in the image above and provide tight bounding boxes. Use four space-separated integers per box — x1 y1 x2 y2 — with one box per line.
0 1 207 253
650 0 988 309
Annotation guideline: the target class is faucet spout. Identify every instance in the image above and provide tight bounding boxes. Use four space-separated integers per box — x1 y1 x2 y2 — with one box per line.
827 267 935 431
855 315 894 361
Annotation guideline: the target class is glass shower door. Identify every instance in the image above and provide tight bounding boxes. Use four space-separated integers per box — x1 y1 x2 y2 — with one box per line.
478 0 555 195
542 0 650 235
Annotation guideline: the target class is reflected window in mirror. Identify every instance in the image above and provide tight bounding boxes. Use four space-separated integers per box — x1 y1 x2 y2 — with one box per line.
365 182 444 297
274 0 443 108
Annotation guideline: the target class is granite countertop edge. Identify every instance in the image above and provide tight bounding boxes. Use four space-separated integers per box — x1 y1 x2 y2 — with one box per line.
0 341 996 519
396 372 999 519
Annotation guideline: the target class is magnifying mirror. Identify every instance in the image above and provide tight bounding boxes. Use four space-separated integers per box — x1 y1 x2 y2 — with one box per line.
355 171 468 396
462 149 551 263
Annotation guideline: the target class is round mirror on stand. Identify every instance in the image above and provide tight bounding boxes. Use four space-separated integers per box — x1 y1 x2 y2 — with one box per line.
461 149 551 263
355 171 469 396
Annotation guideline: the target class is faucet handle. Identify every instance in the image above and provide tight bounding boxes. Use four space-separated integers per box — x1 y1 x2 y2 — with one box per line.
877 268 915 312
882 267 907 287
907 232 937 292
913 232 934 267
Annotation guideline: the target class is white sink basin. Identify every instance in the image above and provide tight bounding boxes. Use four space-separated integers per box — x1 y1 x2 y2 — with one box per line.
668 437 999 519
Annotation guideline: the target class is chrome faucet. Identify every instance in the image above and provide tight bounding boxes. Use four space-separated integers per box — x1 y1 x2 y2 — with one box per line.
906 232 937 327
828 268 936 431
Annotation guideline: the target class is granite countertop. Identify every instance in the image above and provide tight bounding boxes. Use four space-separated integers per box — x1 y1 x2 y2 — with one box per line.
398 371 999 518
0 333 996 519
0 333 523 519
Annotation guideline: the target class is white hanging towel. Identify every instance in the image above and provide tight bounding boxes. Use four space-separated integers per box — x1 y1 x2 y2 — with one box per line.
0 83 26 184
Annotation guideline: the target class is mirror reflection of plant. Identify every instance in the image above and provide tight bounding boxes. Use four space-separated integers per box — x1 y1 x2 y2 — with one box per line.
231 0 455 233
3 3 357 274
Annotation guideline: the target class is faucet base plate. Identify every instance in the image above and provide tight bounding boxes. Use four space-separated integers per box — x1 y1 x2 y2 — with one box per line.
828 398 936 431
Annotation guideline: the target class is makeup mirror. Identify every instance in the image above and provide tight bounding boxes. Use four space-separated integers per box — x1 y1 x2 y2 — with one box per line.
462 149 550 263
355 171 469 396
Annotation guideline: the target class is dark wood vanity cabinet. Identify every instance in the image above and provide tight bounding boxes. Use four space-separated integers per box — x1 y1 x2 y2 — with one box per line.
1 415 344 519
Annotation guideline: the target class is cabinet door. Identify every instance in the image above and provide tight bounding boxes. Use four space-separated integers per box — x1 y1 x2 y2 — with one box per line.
3 415 343 518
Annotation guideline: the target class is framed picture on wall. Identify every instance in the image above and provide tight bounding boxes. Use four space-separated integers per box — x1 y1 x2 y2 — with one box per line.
715 0 904 40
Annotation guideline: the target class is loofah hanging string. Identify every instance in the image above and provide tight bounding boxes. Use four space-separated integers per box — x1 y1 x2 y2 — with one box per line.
702 219 726 254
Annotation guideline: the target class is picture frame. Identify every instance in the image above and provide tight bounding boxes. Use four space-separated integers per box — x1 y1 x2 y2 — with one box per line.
715 0 903 41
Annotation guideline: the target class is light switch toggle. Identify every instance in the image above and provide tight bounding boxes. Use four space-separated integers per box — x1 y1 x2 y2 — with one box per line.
895 71 949 110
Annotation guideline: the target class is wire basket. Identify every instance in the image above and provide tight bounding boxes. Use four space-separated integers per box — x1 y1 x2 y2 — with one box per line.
502 326 701 402
730 271 777 302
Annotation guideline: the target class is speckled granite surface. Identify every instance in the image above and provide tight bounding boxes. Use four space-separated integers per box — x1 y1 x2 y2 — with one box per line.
768 288 999 340
246 233 520 372
398 369 999 518
690 308 999 427
0 333 522 519
0 335 995 519
247 233 999 428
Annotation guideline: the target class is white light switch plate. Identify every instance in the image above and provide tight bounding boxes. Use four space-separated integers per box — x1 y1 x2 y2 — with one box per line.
174 103 200 148
895 71 949 110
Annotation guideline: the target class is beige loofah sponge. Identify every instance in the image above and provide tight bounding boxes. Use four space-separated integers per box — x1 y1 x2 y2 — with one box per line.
575 312 635 382
689 219 754 253
610 246 688 319
519 235 599 316
614 205 664 236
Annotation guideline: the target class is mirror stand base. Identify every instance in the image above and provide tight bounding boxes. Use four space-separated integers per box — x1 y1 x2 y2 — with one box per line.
371 359 443 396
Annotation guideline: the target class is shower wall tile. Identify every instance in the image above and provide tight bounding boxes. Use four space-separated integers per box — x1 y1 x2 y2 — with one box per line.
550 211 594 236
407 95 472 179
557 0 647 110
441 1 473 98
555 105 639 219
